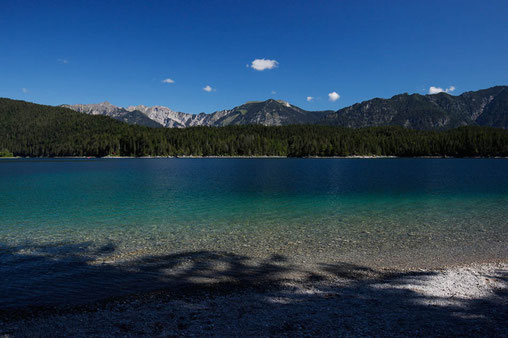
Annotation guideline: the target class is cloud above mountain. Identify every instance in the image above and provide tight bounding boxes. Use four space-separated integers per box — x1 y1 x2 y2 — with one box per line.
429 85 455 94
328 92 340 102
306 96 314 102
250 58 279 71
203 85 214 92
162 78 175 84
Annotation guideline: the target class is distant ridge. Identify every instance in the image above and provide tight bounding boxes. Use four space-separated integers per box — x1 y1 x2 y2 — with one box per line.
63 99 332 128
322 86 508 130
63 85 507 129
61 102 163 128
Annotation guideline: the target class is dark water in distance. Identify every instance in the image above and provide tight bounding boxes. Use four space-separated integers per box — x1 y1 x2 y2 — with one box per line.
1 158 507 308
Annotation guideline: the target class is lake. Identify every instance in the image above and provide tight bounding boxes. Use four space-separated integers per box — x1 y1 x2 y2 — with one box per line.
1 158 507 308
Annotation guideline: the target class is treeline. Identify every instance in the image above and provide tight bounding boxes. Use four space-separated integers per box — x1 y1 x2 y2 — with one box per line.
1 98 507 157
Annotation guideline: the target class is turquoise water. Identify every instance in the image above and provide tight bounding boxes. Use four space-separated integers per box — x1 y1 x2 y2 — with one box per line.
1 158 507 308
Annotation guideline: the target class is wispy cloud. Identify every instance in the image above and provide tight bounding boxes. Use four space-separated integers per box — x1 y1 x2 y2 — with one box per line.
22 88 28 93
429 85 456 94
58 58 69 64
328 92 340 102
203 85 214 92
162 78 175 84
306 96 314 102
271 91 277 95
250 58 279 71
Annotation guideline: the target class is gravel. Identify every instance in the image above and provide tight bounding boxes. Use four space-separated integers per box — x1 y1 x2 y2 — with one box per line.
1 262 506 337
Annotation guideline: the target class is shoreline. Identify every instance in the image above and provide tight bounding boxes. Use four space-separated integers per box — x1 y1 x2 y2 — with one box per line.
1 261 506 336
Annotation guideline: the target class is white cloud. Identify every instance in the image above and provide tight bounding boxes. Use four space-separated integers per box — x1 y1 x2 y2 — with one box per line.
271 91 277 94
22 88 28 93
306 96 314 102
203 85 213 92
429 85 456 94
328 92 340 102
250 58 279 71
58 58 69 64
162 78 175 84
429 86 443 94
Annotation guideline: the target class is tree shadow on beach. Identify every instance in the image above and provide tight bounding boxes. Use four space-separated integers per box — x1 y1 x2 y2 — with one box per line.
0 241 506 336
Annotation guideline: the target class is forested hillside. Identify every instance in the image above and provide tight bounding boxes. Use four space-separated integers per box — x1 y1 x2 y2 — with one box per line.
1 98 507 157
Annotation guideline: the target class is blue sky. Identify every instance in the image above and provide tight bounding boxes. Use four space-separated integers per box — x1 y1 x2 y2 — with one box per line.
1 0 507 114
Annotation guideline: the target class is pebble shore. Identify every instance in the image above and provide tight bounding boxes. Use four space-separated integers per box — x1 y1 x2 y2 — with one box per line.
1 262 506 337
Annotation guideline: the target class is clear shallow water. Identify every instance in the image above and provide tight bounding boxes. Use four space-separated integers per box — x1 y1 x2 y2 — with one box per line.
1 158 507 308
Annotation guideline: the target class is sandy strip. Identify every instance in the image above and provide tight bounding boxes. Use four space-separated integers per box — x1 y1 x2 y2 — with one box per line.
1 262 506 337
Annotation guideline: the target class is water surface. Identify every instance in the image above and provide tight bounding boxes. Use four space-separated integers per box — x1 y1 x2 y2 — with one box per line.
1 158 507 308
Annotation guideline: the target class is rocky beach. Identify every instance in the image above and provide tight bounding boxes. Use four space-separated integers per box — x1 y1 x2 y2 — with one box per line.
1 259 506 337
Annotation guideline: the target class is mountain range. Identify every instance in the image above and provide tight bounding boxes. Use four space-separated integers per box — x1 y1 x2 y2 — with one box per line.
2 96 507 158
62 100 332 129
62 86 507 130
324 85 508 129
60 102 163 128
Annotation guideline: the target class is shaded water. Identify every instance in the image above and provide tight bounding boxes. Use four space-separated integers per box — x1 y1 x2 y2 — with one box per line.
1 158 507 308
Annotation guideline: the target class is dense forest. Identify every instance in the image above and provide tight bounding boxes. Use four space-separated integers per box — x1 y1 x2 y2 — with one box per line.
1 98 507 157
